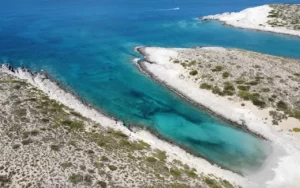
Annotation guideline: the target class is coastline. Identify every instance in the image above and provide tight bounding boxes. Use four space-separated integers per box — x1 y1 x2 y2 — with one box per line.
136 47 266 140
0 64 253 187
200 4 300 38
136 46 300 188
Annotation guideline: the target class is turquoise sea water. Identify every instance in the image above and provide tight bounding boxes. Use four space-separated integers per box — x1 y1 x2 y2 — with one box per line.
1 0 300 175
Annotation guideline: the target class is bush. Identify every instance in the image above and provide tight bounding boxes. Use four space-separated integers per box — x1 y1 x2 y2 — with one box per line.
101 156 109 161
212 86 224 96
223 82 235 96
21 139 33 145
261 88 270 92
293 128 300 132
276 101 288 111
224 82 235 91
246 81 259 86
111 130 128 138
50 144 60 151
108 165 117 171
222 72 230 79
61 120 84 131
170 168 181 177
200 83 213 90
252 98 266 108
154 150 167 161
235 80 245 84
212 66 223 72
238 91 259 101
61 162 72 169
189 70 198 76
204 177 221 188
69 174 83 184
237 85 250 91
146 157 157 162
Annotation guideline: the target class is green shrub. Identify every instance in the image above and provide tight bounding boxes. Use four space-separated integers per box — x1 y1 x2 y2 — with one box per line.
224 82 235 91
50 144 60 151
101 156 109 161
185 170 197 178
212 86 224 96
173 60 180 63
204 177 221 188
12 144 21 150
261 88 270 92
146 157 157 163
235 80 245 84
69 174 83 184
237 85 250 91
294 73 300 77
246 81 259 86
189 70 198 76
276 101 288 111
61 162 72 169
14 109 27 116
293 128 300 132
238 91 259 101
108 165 117 171
154 150 167 161
222 72 230 79
200 83 213 90
212 66 223 72
61 120 84 131
111 130 128 138
289 110 300 120
21 139 33 145
170 168 181 177
188 61 196 66
252 98 266 108
223 82 235 96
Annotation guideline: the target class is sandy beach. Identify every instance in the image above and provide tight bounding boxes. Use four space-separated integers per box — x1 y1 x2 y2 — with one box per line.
136 46 300 188
201 4 300 37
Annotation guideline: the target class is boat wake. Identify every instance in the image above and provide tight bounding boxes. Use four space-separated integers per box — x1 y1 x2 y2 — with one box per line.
152 7 180 11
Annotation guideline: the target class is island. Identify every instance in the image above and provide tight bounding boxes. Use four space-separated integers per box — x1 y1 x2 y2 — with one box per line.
0 66 244 187
201 4 300 37
136 46 300 188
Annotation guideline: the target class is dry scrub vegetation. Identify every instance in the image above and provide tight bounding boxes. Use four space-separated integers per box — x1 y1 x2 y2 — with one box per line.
171 47 300 126
0 71 237 188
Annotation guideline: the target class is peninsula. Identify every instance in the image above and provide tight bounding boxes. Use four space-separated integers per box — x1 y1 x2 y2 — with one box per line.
201 4 300 37
136 46 300 188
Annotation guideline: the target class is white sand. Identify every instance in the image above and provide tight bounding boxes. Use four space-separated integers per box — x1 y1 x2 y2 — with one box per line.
0 65 255 187
137 47 300 188
201 5 300 37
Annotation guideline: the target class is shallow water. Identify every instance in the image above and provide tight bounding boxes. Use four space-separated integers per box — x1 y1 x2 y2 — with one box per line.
1 0 300 175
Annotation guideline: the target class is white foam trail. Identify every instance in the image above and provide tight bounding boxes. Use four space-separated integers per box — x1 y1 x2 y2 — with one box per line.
152 7 180 11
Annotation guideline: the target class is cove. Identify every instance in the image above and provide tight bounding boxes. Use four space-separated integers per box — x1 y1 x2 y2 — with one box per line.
1 0 300 175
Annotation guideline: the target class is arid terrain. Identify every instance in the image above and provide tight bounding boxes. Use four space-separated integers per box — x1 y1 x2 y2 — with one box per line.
0 71 237 188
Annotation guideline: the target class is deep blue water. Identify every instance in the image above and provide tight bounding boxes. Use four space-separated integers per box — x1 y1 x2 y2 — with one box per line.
1 0 300 175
